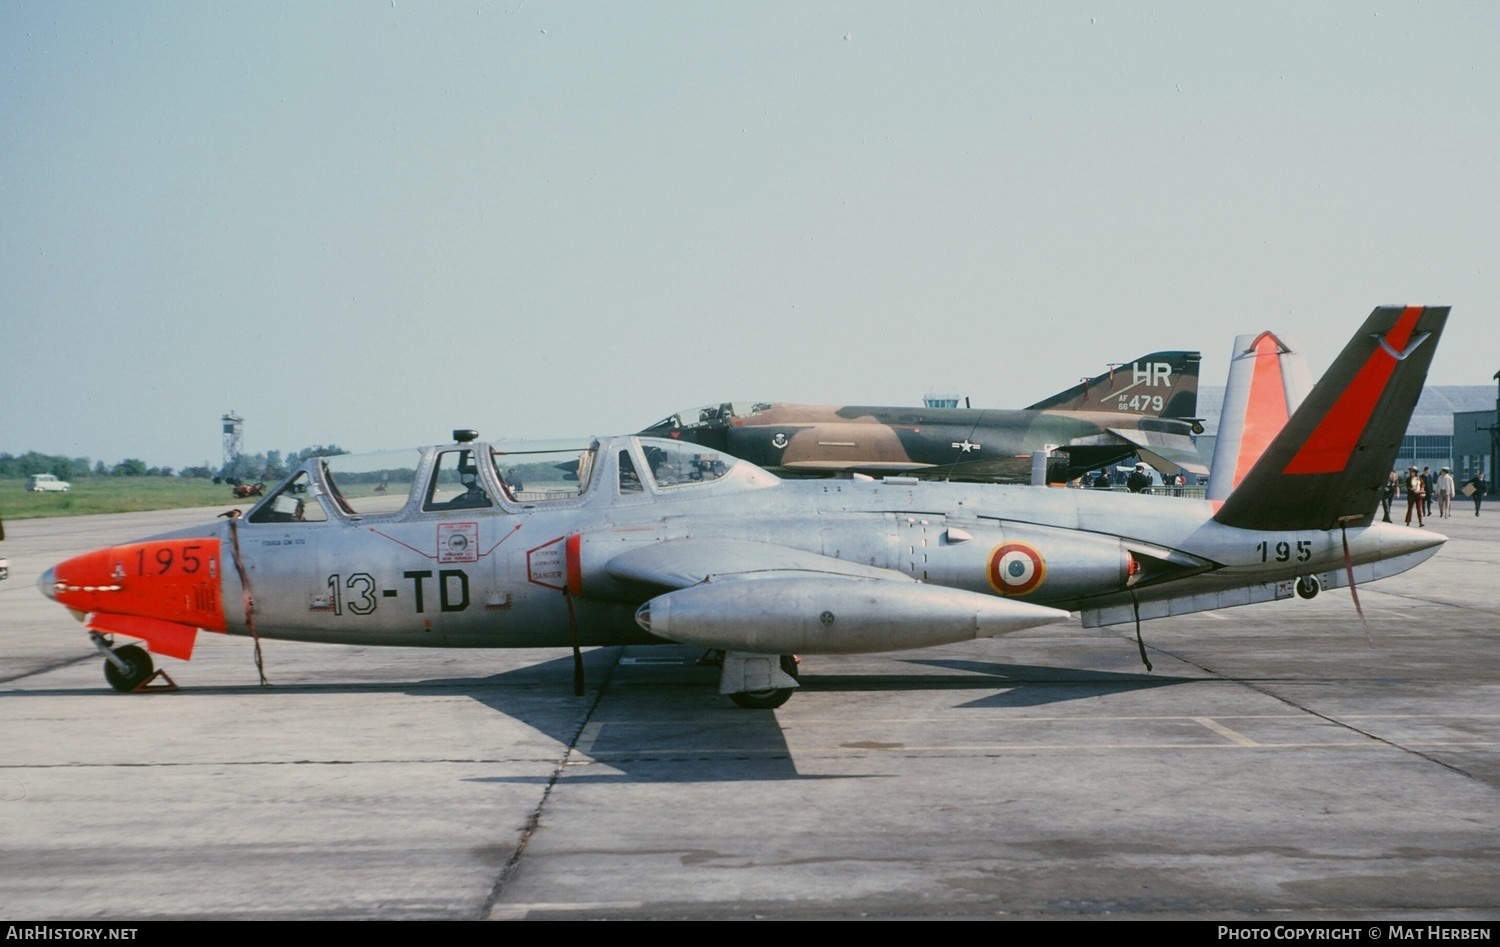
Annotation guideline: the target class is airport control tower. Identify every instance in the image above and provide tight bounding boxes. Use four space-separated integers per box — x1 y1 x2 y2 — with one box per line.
222 411 243 472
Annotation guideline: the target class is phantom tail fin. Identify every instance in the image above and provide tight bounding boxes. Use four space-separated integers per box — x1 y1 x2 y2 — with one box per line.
1213 305 1448 531
1204 331 1312 502
1024 350 1200 419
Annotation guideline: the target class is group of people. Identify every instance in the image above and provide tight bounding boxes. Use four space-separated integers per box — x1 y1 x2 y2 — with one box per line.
1382 465 1487 525
1076 461 1488 522
1083 465 1186 493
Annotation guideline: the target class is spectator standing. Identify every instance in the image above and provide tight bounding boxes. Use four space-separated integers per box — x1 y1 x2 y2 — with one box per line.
1404 466 1426 527
1435 467 1455 519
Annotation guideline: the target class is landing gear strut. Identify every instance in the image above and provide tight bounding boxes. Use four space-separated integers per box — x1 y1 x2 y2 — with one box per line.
91 633 174 693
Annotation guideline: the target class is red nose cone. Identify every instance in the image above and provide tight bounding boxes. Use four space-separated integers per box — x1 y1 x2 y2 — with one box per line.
51 538 227 633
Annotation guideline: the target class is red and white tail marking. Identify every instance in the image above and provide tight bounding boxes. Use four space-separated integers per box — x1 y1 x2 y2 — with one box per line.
1206 330 1310 502
1283 305 1423 475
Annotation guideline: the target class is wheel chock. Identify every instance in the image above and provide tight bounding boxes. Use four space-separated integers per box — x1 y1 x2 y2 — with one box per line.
131 669 179 693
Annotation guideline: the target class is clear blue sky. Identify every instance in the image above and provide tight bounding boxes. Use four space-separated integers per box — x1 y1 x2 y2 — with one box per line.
4 1 1497 470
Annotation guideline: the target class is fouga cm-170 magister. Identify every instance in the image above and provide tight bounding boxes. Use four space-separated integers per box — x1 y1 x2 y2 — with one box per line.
41 306 1448 707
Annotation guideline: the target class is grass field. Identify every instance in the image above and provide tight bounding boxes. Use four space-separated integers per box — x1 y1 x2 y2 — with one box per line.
1 478 247 520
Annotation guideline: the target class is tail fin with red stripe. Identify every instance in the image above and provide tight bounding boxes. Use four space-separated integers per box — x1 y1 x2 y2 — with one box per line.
1212 305 1449 531
1205 331 1312 502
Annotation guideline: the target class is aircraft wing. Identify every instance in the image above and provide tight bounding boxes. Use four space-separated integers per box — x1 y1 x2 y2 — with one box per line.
609 538 1069 655
606 537 918 589
1105 428 1208 477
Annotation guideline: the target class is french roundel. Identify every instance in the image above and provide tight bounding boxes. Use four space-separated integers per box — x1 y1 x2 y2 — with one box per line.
987 542 1046 596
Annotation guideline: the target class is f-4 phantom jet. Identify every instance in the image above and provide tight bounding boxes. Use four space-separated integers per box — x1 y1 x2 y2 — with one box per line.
640 349 1204 484
41 307 1447 708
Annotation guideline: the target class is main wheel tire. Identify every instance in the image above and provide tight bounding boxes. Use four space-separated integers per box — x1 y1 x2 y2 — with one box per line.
730 687 794 710
104 645 154 693
727 655 800 709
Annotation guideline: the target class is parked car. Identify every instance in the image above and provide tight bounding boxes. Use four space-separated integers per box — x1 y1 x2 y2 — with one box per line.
26 473 71 492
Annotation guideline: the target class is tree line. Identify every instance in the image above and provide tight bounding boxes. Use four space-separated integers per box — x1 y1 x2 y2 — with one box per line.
1 445 348 483
216 445 347 484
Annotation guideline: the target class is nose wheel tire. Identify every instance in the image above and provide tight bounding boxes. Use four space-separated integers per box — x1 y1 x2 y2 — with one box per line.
104 645 154 693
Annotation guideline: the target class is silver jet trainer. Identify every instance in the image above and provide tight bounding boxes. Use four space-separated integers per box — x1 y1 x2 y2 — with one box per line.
41 306 1448 708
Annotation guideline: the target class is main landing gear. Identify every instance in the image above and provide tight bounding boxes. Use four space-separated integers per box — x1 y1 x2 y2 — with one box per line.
91 633 176 693
713 652 801 709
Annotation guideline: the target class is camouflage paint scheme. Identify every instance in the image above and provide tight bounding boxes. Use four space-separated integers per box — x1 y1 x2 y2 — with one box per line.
640 351 1204 484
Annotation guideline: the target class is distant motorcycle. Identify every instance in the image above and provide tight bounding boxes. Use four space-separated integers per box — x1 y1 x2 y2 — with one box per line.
232 482 265 499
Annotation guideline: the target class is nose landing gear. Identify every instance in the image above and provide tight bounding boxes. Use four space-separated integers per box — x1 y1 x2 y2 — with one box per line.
91 633 177 693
